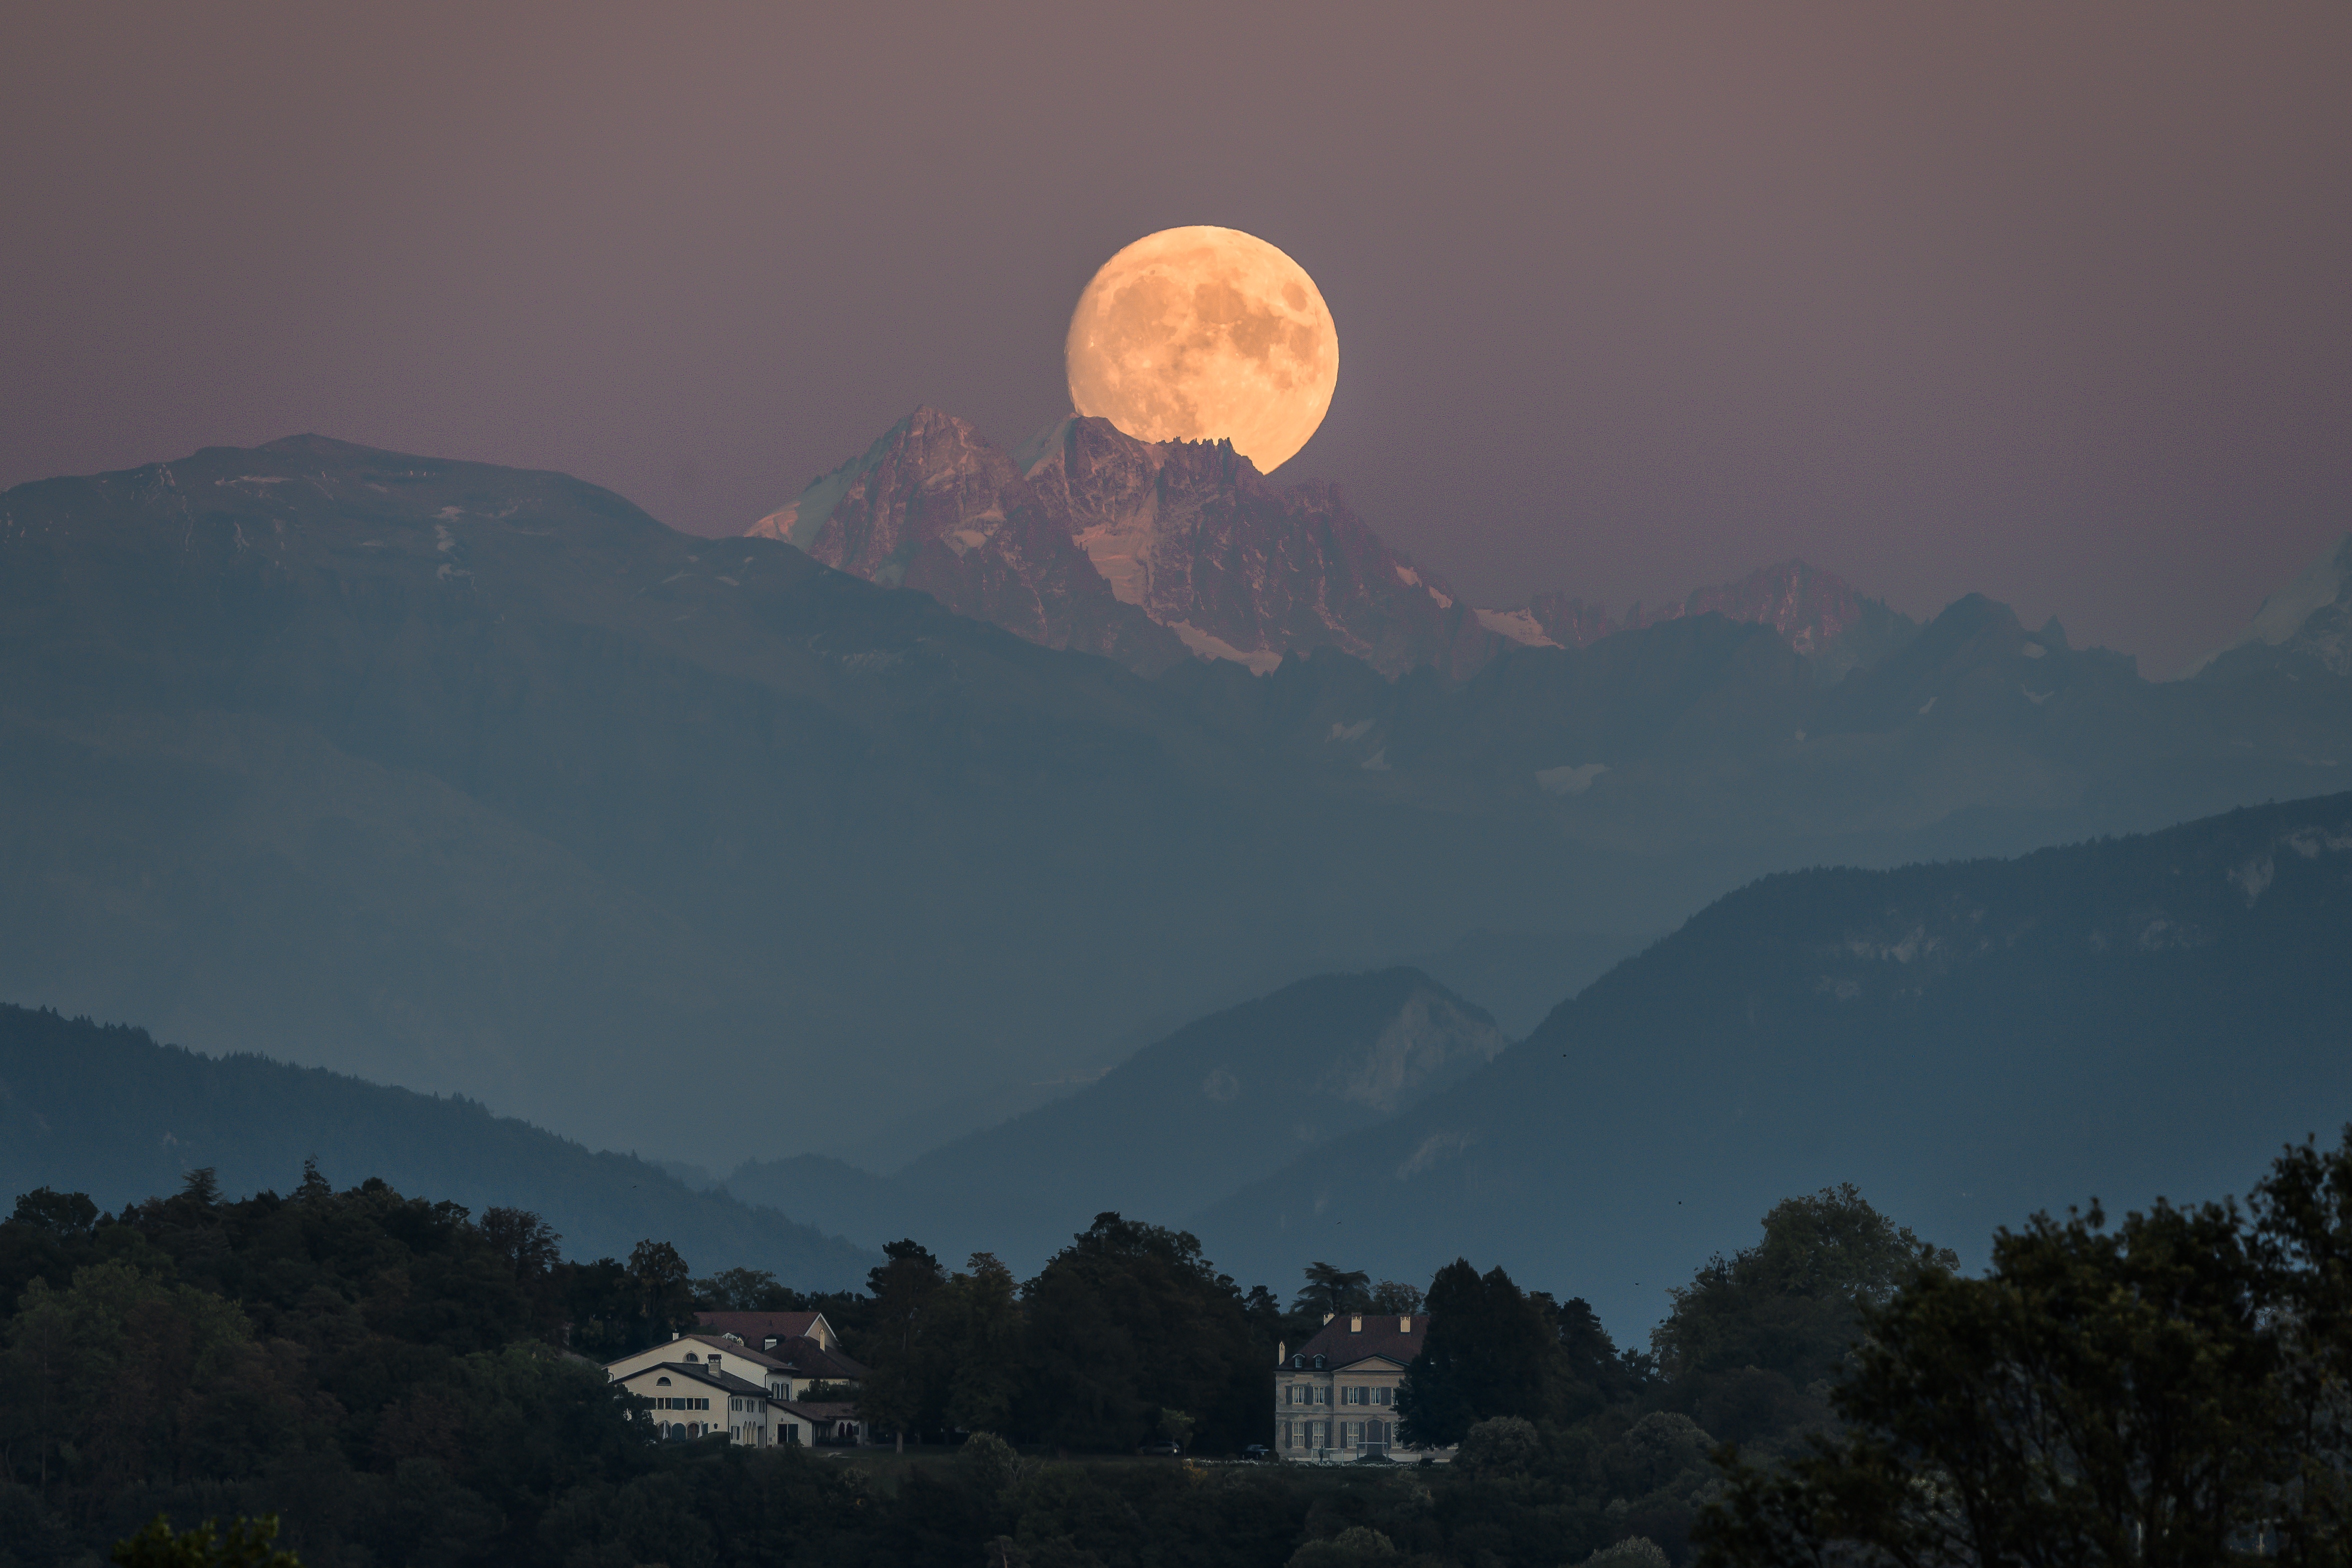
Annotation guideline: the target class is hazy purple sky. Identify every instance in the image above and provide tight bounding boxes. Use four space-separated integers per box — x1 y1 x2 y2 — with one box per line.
6 3 2348 675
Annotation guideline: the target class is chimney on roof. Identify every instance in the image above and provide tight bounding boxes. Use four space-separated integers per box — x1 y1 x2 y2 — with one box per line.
1322 1313 1333 1326
671 1333 679 1341
764 1336 778 1351
1401 1316 1412 1332
1350 1316 1362 1332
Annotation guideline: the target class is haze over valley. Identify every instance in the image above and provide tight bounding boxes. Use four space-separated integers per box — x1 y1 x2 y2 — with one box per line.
4 422 2348 1335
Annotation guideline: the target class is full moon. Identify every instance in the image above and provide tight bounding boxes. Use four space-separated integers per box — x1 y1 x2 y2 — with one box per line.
1065 226 1338 473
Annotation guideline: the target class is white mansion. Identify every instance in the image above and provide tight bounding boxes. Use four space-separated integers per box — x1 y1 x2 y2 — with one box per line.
603 1309 872 1447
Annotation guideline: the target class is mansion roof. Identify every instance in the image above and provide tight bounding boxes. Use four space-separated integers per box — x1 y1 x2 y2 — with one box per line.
693 1311 869 1382
1287 1313 1429 1372
619 1360 772 1398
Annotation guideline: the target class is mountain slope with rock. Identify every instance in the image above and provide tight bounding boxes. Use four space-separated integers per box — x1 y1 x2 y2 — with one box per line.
2191 532 2352 679
731 968 1508 1268
7 432 2348 1199
753 409 1920 684
0 434 1673 1169
1190 792 2352 1338
756 409 1495 677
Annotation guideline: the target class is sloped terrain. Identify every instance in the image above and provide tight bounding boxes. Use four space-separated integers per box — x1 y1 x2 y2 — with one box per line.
5 433 2348 1184
0 435 1649 1162
727 968 1504 1269
1192 793 2352 1337
0 1004 878 1285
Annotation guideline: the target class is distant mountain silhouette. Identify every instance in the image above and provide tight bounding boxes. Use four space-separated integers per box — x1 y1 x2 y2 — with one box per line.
1189 792 2352 1337
5 434 2347 1183
728 968 1504 1267
0 1004 877 1286
0 435 1668 1164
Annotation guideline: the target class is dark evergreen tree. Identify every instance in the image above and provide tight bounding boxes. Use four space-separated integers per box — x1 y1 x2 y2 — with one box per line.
1396 1259 1559 1446
1014 1213 1260 1453
854 1239 948 1447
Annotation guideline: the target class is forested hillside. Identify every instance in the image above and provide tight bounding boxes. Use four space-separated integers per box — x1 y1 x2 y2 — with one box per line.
0 1004 875 1286
0 1157 1937 1568
1196 791 2352 1333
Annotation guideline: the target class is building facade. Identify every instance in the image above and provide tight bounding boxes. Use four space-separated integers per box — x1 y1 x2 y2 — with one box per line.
1274 1313 1427 1460
604 1329 870 1447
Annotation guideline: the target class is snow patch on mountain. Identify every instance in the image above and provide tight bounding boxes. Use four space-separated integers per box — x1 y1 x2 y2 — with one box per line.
1475 607 1558 647
1170 619 1281 673
2187 532 2352 678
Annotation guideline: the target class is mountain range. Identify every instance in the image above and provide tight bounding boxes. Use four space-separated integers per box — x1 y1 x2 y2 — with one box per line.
726 790 2352 1339
750 408 1916 682
3 429 2348 1195
1192 789 2352 1336
25 782 2340 1342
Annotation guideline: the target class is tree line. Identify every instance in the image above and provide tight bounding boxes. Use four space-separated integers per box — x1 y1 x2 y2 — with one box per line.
10 1132 2352 1567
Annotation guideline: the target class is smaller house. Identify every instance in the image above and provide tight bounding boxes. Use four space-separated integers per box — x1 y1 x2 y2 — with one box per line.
608 1333 856 1404
1274 1313 1429 1460
780 1400 865 1446
604 1332 870 1447
607 1358 796 1445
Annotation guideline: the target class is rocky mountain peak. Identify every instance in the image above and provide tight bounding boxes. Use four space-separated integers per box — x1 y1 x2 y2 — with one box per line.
2190 531 2352 679
755 410 1486 678
752 411 1913 684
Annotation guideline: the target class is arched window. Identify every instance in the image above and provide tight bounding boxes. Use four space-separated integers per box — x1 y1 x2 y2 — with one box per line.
656 1377 672 1386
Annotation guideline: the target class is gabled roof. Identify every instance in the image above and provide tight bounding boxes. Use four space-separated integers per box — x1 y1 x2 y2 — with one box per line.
776 1335 868 1382
674 1334 799 1374
778 1400 860 1422
615 1361 776 1399
695 1310 829 1347
1287 1313 1431 1373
